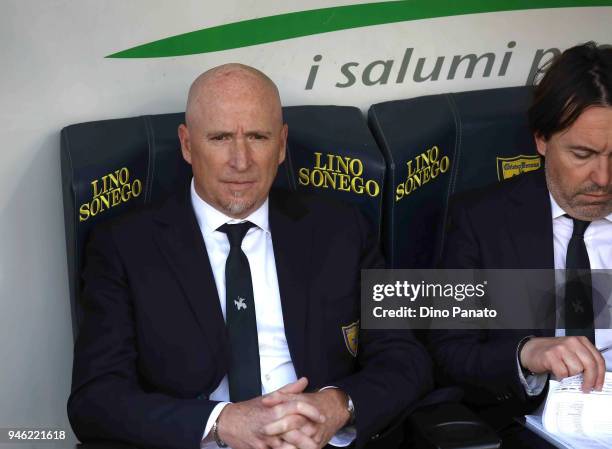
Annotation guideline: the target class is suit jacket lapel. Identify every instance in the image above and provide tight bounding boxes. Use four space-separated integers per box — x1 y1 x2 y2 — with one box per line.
504 171 556 331
269 190 313 379
152 190 229 375
504 171 554 269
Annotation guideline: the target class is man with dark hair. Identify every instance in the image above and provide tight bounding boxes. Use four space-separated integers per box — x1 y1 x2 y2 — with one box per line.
68 63 432 449
430 41 612 443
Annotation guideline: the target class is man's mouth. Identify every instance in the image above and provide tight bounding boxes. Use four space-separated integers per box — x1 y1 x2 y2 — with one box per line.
223 180 256 190
580 192 611 199
576 192 612 204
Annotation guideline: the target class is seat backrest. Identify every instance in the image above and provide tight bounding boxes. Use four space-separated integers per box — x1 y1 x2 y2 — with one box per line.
61 106 384 337
368 86 541 268
283 106 385 237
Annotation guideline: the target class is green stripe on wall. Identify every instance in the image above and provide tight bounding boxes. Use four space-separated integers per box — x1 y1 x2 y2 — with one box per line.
107 0 612 58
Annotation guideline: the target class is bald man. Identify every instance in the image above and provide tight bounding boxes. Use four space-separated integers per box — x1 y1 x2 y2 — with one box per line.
68 64 432 449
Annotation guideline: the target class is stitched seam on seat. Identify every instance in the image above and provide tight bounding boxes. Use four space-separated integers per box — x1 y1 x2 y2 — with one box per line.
282 108 297 191
439 94 462 263
354 106 384 245
284 141 296 191
369 105 395 266
143 116 156 203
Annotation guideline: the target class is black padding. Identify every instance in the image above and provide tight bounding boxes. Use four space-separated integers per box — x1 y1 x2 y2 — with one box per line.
143 113 192 201
62 107 383 338
284 106 385 236
369 86 540 269
62 115 154 335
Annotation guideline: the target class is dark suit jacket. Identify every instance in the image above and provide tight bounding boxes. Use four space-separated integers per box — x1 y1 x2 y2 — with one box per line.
429 171 555 429
68 187 433 449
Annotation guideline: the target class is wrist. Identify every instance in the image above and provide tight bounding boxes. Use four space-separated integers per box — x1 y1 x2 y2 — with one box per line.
518 336 536 375
214 404 232 447
322 389 352 427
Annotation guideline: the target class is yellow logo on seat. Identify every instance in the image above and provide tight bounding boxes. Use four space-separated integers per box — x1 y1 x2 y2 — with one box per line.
342 321 359 357
297 152 380 197
78 166 143 222
496 155 541 181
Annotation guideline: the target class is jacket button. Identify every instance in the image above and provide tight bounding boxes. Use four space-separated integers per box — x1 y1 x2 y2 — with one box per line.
371 434 380 440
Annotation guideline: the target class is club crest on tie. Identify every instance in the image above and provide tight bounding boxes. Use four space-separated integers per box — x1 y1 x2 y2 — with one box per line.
342 321 359 357
235 296 247 311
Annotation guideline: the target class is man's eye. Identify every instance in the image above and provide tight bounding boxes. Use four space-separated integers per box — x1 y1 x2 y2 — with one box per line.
210 135 229 141
572 150 591 159
249 134 267 140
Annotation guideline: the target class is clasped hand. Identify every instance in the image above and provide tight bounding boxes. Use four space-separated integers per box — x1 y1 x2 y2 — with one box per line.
216 377 351 449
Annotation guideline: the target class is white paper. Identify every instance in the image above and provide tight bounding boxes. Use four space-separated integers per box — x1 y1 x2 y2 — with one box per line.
539 373 612 448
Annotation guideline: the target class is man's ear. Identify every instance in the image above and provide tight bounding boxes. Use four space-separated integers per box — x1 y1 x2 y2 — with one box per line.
178 124 192 165
278 123 288 165
534 133 547 157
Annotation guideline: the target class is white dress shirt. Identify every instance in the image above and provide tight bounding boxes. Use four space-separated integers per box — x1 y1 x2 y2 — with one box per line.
520 194 612 395
189 181 354 448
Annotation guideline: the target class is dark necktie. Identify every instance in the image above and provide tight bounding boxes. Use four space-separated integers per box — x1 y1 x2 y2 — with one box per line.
564 216 595 344
218 222 262 401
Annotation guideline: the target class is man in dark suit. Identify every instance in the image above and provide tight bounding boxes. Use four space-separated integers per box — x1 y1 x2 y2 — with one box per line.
430 42 612 441
68 64 432 449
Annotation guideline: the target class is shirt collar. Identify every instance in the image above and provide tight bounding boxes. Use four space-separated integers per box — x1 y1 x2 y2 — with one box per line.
549 192 612 223
190 178 270 237
549 193 566 221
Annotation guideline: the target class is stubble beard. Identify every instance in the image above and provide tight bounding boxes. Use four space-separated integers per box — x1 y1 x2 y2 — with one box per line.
545 163 612 220
223 191 255 217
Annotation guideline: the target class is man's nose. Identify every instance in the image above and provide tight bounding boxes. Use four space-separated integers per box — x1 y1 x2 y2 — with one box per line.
228 137 251 171
590 155 611 189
